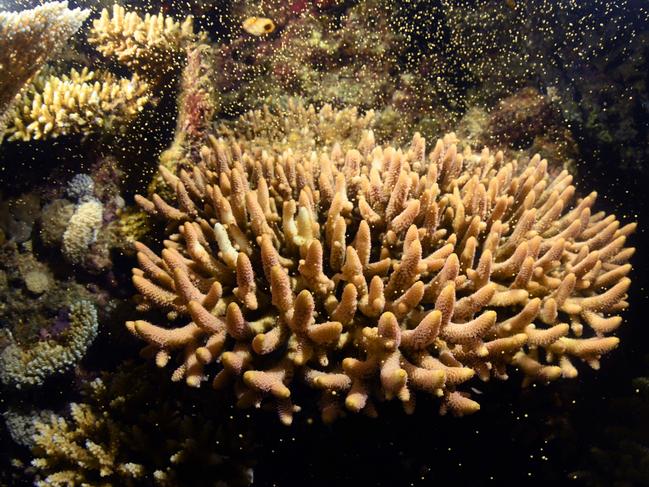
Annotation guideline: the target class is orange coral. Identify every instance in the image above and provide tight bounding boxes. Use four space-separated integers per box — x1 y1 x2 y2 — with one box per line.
127 103 634 424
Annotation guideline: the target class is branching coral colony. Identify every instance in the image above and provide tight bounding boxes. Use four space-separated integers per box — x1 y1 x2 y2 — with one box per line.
0 1 89 140
1 3 204 142
129 102 635 424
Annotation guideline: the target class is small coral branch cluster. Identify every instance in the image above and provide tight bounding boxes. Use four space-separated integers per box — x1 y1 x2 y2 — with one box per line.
0 1 89 140
6 67 150 141
1 2 204 142
129 105 634 424
88 4 205 80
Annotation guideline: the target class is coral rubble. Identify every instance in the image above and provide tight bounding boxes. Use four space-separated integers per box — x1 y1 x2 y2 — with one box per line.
128 102 634 424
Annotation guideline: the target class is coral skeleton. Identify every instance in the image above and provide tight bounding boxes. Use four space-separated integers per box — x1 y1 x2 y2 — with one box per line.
128 102 634 424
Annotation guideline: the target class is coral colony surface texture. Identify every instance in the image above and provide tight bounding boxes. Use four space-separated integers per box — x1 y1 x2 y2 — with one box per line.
0 0 646 485
129 103 635 425
0 2 89 140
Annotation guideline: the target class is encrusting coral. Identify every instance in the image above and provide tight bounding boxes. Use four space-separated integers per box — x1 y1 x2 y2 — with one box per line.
0 1 89 140
0 300 98 388
127 102 635 424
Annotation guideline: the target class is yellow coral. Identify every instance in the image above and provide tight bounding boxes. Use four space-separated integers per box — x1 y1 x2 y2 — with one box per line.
217 97 376 154
5 67 150 141
32 403 145 487
0 2 89 140
129 103 634 424
117 208 152 251
88 4 205 79
29 365 254 486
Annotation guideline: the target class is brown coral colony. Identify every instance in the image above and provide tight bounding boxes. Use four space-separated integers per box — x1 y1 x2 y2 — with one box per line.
129 107 634 425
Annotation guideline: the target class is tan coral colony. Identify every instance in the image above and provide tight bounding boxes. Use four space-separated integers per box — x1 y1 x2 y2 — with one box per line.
128 105 635 424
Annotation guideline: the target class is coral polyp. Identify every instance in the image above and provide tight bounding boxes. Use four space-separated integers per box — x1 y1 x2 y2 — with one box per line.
128 102 634 424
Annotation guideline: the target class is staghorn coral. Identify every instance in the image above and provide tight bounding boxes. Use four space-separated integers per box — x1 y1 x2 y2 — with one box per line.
152 96 374 200
88 4 206 82
127 103 634 424
31 402 153 487
0 1 89 140
4 67 150 142
29 364 254 487
2 3 206 144
0 300 98 388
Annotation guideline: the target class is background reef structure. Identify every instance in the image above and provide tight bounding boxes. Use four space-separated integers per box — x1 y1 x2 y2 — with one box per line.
127 103 635 425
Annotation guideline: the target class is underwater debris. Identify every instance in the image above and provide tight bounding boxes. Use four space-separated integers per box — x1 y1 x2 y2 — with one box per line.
127 102 634 424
